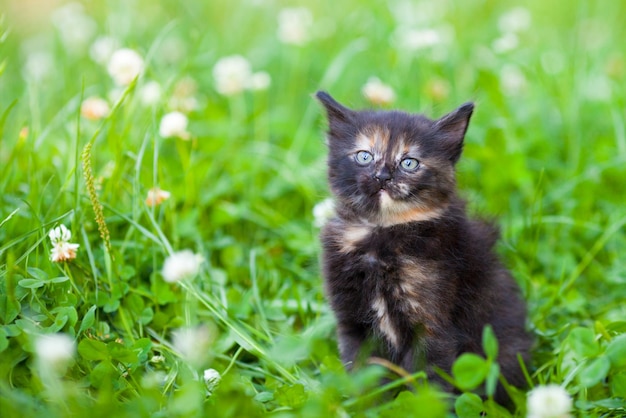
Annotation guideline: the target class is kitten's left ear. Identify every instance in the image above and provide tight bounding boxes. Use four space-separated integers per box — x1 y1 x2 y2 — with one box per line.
315 91 355 124
435 102 474 164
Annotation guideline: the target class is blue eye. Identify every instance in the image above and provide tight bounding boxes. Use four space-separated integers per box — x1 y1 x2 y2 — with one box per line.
400 158 420 171
355 151 373 165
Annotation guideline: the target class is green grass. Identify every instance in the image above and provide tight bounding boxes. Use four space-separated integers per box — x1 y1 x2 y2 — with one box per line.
1 0 626 416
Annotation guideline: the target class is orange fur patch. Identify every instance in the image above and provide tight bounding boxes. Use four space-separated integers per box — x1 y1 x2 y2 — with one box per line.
378 192 445 226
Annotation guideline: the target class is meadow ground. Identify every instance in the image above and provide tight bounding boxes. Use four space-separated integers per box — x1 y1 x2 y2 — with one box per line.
1 0 626 416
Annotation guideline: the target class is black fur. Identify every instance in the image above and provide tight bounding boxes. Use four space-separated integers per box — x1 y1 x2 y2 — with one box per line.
316 91 531 404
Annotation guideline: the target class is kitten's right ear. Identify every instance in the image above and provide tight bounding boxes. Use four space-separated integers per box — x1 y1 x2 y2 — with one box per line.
315 91 355 123
435 102 474 164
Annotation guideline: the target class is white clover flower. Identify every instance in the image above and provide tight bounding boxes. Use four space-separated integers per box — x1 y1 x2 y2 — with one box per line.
249 71 271 91
168 77 199 112
527 384 572 418
90 36 120 65
157 36 187 65
392 27 443 51
313 198 336 227
35 333 76 371
51 2 96 53
172 326 211 365
492 32 519 54
80 96 110 121
48 224 79 263
500 64 527 96
145 187 171 207
107 48 144 86
498 7 532 34
212 55 252 96
173 77 198 97
23 51 54 82
150 355 166 363
162 250 204 283
159 111 190 140
168 97 199 113
49 224 72 244
203 368 221 394
583 75 612 102
277 7 314 46
362 77 396 106
139 81 162 106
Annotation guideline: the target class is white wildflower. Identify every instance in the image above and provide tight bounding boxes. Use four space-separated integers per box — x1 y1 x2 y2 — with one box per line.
277 7 313 46
168 97 199 113
159 111 190 140
498 7 532 34
203 368 221 394
162 250 204 283
90 36 120 65
212 56 270 96
51 2 96 53
168 77 199 112
173 77 198 98
150 355 165 363
527 384 572 418
392 27 443 51
313 198 336 227
492 32 519 54
139 81 162 106
362 77 396 106
212 55 252 96
157 36 187 64
145 187 171 207
500 65 527 96
172 326 211 366
80 97 110 120
107 48 144 86
249 71 271 91
48 224 79 263
23 51 54 82
583 75 611 102
35 333 76 372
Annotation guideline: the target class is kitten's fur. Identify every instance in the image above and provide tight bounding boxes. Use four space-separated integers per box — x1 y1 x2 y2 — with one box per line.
316 91 531 404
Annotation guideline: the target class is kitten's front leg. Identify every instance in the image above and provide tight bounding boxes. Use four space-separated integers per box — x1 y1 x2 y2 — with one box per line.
424 332 458 391
336 322 369 369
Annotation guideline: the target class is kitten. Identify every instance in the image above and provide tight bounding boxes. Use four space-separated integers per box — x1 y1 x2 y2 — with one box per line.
315 91 531 404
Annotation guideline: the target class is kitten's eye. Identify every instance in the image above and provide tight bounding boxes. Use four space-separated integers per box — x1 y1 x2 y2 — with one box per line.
400 158 420 171
355 151 374 166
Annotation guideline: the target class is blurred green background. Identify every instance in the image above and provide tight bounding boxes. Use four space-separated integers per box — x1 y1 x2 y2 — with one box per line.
1 0 626 416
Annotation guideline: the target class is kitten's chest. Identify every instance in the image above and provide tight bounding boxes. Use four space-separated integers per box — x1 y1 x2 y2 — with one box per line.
323 221 445 346
328 221 432 276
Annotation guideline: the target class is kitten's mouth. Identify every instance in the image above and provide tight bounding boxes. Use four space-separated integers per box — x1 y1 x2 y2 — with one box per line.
378 188 393 200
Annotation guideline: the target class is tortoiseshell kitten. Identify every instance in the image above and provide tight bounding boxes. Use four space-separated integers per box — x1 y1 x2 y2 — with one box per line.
316 91 531 404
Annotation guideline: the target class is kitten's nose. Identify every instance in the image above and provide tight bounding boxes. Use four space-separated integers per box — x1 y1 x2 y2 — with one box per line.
375 166 392 186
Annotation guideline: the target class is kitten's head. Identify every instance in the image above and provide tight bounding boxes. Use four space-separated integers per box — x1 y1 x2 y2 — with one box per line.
316 91 473 227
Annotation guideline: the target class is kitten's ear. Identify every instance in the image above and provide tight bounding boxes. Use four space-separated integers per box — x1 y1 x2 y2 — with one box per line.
315 91 355 124
434 102 474 164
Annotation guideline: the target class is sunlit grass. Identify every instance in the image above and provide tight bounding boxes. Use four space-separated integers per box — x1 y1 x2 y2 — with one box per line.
1 0 626 417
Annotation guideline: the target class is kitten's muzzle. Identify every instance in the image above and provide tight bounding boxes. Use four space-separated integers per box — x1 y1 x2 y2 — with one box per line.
375 166 393 188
